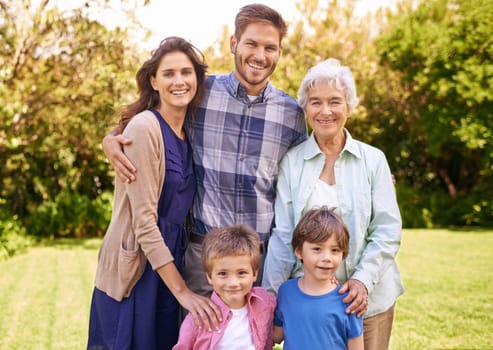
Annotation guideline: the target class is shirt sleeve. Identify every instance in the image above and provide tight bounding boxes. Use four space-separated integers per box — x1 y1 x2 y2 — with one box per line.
273 303 284 328
346 313 364 339
262 154 298 294
172 313 198 349
264 290 277 350
351 150 402 294
292 109 308 147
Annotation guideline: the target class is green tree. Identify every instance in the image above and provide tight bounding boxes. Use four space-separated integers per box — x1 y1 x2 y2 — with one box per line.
0 0 147 236
374 0 493 225
203 25 234 74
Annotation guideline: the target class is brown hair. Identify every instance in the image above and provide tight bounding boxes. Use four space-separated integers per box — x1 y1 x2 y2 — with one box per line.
118 36 207 131
234 3 287 45
292 206 350 259
202 225 261 276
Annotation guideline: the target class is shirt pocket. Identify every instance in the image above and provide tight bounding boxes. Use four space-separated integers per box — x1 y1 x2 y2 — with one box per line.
251 157 278 194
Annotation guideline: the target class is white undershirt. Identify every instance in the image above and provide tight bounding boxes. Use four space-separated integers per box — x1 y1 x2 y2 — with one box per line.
215 306 255 350
303 179 340 215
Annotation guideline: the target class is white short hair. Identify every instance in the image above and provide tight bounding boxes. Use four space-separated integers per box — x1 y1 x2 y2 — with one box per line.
297 58 359 112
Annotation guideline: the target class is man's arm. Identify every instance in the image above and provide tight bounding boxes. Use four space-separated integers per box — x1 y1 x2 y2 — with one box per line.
102 127 137 183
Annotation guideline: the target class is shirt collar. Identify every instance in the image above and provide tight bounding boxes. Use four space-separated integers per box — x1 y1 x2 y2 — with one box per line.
303 129 362 160
210 292 231 320
226 72 271 102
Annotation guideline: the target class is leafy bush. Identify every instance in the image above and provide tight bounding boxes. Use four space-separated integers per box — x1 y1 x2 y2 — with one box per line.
396 184 433 228
0 209 33 260
26 191 113 238
1 2 138 229
460 181 493 226
397 182 493 228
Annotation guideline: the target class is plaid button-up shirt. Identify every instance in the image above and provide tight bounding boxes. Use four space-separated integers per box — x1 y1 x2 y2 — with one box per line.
185 72 307 241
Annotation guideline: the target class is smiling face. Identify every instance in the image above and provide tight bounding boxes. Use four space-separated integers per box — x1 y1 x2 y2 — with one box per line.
150 51 197 113
305 82 349 144
230 22 282 96
206 254 258 309
295 234 344 284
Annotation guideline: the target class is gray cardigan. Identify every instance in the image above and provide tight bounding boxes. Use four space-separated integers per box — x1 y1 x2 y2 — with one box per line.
95 110 173 301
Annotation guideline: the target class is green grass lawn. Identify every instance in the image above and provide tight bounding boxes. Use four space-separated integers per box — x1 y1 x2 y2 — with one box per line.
0 230 492 349
390 229 493 350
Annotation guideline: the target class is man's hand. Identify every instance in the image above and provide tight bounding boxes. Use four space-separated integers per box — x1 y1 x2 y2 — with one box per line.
339 278 368 317
102 133 136 183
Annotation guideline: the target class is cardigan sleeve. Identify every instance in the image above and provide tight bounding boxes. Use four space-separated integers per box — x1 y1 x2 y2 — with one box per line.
123 111 173 270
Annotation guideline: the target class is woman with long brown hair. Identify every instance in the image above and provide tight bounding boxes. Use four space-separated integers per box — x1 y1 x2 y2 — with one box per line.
87 37 220 350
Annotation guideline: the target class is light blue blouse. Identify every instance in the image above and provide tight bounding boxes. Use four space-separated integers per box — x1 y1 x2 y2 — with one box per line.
262 130 404 318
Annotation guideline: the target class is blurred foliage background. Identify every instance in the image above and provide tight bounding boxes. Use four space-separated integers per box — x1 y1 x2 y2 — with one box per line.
1 0 492 257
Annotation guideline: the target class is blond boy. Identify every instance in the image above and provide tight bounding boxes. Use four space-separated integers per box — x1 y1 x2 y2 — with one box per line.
174 225 276 350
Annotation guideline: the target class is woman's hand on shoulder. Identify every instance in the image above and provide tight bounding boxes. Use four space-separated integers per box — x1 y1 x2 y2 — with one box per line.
339 278 368 317
176 289 222 332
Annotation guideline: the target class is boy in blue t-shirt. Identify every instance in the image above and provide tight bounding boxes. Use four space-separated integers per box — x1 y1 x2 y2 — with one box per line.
273 206 364 350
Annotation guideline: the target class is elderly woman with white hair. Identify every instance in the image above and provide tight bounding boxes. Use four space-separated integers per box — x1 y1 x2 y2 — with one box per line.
262 58 404 350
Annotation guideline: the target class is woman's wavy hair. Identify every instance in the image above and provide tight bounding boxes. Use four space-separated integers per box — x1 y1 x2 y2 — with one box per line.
118 36 207 131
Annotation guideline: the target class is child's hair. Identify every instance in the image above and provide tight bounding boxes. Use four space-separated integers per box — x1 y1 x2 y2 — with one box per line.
202 225 261 276
292 206 350 259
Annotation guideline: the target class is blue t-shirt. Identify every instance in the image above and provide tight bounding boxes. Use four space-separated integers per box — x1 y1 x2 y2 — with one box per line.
274 278 363 350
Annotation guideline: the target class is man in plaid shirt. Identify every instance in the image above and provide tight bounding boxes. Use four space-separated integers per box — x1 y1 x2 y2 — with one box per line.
103 4 307 297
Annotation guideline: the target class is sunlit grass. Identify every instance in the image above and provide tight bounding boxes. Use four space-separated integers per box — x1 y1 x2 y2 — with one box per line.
0 239 99 349
0 232 492 349
391 229 493 349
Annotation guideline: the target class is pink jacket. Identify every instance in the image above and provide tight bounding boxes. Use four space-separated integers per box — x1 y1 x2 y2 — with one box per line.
173 287 276 350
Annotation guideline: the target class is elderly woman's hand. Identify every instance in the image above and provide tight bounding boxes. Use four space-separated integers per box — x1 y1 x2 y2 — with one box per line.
339 278 368 317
